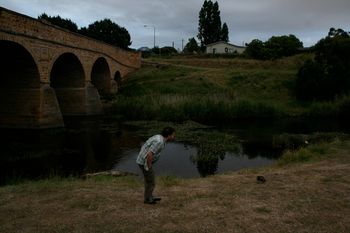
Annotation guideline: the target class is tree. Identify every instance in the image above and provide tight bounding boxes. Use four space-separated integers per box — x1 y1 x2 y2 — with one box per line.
265 35 303 59
183 37 199 53
160 46 178 55
244 39 266 60
38 13 78 32
211 1 222 43
295 28 350 101
197 0 229 49
244 35 303 60
79 19 131 49
220 23 229 42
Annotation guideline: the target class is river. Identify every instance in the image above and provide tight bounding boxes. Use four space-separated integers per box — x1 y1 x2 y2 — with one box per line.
1 116 349 185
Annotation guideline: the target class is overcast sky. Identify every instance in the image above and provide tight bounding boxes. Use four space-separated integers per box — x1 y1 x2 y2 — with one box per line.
1 0 349 50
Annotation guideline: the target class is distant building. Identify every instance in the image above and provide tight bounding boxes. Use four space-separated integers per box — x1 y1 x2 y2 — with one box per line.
137 46 151 52
206 41 246 54
137 46 152 57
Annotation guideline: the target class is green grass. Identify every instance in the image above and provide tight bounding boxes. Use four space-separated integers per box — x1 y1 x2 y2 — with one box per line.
277 142 334 165
112 94 285 121
112 55 309 121
111 55 350 121
158 175 183 187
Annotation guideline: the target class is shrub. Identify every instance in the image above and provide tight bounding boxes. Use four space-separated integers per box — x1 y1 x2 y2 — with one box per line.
295 28 350 101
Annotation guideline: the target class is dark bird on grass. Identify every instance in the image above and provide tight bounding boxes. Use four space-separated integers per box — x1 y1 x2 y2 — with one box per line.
256 176 266 183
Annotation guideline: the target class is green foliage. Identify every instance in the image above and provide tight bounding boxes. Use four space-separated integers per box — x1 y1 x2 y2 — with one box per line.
159 46 178 55
295 59 329 100
306 95 350 118
38 13 78 32
277 143 331 165
79 19 131 49
38 13 132 49
197 0 229 49
220 23 229 42
158 176 182 187
112 94 283 122
245 35 303 60
184 37 200 53
244 39 265 59
295 28 350 101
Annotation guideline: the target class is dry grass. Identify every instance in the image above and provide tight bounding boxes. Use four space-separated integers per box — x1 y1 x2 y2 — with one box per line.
1 142 350 233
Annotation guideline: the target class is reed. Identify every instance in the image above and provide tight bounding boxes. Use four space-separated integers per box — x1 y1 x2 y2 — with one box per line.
111 94 284 121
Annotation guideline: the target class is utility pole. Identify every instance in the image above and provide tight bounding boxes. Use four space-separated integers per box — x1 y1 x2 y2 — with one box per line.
182 38 184 52
144 25 156 48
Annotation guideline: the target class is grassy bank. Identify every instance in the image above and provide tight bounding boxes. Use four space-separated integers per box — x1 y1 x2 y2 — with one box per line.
109 54 350 121
1 139 349 233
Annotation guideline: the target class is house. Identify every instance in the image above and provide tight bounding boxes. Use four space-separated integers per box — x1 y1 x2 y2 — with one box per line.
206 41 246 54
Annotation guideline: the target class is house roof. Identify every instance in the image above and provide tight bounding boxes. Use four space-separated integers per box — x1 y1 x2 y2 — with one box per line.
205 41 246 48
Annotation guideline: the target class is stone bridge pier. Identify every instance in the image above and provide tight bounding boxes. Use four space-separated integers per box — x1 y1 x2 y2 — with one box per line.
0 7 141 128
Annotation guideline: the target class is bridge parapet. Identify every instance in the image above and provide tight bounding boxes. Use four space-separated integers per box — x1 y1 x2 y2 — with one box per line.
0 7 141 69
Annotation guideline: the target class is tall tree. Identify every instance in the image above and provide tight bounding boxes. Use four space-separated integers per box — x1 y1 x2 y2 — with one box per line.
220 23 229 42
211 1 221 43
79 19 131 49
197 0 228 49
198 0 211 48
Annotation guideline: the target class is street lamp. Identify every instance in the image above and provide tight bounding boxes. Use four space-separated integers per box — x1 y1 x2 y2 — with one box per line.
144 25 155 48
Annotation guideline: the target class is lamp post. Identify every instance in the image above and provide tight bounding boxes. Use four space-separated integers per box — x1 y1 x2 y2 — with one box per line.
144 25 155 49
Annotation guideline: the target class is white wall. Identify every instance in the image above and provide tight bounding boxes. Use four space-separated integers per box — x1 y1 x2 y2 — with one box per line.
206 43 245 54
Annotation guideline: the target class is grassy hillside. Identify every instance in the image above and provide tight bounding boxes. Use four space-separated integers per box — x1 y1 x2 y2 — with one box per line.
110 54 349 122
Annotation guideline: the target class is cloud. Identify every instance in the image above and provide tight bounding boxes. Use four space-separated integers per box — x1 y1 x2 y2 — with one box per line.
1 0 349 48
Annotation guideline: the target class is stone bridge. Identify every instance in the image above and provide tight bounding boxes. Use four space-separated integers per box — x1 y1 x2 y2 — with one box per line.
0 7 141 128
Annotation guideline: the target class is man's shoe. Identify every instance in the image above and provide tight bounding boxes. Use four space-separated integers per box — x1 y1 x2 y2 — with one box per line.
153 197 162 202
144 200 157 204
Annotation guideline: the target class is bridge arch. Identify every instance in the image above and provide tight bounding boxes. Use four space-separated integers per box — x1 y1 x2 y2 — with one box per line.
50 53 86 115
0 40 40 88
91 57 111 96
50 53 85 88
0 40 44 127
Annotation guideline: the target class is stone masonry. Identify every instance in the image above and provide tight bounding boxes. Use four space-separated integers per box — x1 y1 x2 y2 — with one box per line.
0 7 141 128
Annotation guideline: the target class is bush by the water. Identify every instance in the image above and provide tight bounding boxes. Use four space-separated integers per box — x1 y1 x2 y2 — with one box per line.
295 28 350 101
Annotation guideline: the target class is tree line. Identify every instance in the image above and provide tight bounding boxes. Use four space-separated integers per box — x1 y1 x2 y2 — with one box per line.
38 13 131 49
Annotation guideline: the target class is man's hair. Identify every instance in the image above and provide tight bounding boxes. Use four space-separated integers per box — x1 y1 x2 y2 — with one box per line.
161 127 175 137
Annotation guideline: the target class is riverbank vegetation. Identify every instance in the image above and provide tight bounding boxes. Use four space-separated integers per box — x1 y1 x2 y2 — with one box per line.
1 139 349 233
109 28 350 122
109 53 349 122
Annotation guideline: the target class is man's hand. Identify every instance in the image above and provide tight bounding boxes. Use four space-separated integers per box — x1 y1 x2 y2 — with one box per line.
146 151 153 170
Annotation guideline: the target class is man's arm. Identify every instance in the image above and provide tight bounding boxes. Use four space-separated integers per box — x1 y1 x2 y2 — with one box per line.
146 151 154 170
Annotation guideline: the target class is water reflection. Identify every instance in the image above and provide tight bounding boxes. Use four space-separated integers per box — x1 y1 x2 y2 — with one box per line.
1 117 348 185
114 141 273 178
190 143 228 177
0 117 142 185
